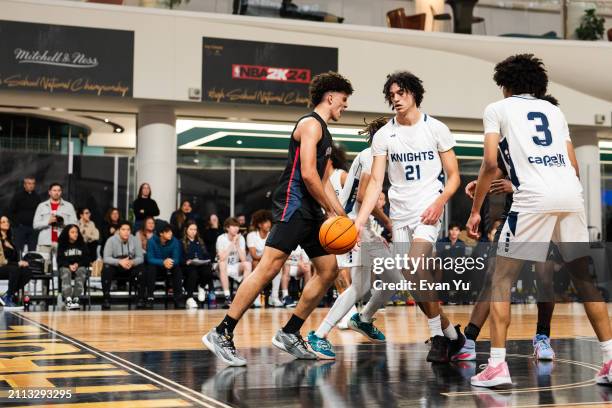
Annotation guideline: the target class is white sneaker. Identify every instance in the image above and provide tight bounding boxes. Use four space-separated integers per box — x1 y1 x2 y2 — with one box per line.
65 297 72 310
268 297 283 308
197 286 206 302
186 298 198 309
68 298 80 310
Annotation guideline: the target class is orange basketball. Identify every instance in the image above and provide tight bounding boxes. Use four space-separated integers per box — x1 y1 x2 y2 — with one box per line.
319 216 358 255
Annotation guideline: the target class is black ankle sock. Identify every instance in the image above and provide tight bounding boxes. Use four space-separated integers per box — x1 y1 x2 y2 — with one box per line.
536 323 551 337
216 315 238 334
282 314 305 334
464 323 481 341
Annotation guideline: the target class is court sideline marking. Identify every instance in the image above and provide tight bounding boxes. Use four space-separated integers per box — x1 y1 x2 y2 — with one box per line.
12 312 232 408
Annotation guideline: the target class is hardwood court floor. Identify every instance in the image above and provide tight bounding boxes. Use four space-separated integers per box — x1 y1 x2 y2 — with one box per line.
1 304 611 407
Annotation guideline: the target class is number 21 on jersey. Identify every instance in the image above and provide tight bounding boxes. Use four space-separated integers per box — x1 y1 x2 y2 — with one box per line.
405 164 421 181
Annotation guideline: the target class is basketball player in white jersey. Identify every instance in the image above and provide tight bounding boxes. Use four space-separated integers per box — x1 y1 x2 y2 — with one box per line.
467 54 612 387
307 117 400 359
354 72 465 363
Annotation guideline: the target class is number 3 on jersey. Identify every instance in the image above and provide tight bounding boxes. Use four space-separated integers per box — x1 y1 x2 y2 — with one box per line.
528 112 552 147
405 164 421 181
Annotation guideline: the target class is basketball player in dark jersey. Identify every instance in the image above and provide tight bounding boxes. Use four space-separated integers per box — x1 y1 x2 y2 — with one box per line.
203 72 354 366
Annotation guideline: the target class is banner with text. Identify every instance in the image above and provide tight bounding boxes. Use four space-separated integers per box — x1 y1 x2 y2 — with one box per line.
202 37 338 107
0 20 133 97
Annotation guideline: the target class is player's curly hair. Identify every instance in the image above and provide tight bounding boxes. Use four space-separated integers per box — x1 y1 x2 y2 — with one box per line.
493 54 548 97
383 71 425 108
540 94 559 106
250 209 273 230
309 71 354 107
359 116 389 145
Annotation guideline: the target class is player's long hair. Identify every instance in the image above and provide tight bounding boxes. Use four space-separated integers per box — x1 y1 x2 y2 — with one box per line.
359 116 389 145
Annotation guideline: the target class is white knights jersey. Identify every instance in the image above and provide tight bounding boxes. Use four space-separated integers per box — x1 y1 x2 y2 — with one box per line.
338 147 373 218
329 168 345 197
372 113 455 225
484 95 583 213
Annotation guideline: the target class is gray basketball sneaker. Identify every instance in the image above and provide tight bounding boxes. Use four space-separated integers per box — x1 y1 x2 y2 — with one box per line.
202 328 247 366
272 329 317 360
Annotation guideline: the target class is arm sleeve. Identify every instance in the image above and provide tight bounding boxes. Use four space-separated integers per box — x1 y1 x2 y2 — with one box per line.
103 240 119 266
370 130 387 157
32 204 48 231
133 238 144 266
560 113 571 142
56 246 66 267
361 150 373 174
216 235 226 253
246 232 255 248
483 103 501 135
435 122 456 152
151 200 160 217
239 236 246 251
91 223 100 241
146 240 163 266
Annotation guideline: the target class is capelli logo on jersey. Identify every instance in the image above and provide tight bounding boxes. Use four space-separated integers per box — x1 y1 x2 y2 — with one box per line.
528 153 567 167
232 64 311 84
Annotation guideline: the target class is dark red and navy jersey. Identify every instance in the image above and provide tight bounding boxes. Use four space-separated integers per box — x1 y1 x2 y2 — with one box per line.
272 112 333 222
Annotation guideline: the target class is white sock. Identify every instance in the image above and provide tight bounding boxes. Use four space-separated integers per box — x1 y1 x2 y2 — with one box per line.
282 289 289 298
600 339 612 362
490 347 506 366
427 315 444 338
223 290 230 298
315 286 358 338
443 322 458 340
271 274 281 299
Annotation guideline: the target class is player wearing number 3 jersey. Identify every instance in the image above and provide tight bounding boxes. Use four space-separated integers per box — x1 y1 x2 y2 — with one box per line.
467 54 612 388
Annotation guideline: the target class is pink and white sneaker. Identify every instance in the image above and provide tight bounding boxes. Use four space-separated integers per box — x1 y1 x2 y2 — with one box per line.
471 359 513 388
596 359 612 385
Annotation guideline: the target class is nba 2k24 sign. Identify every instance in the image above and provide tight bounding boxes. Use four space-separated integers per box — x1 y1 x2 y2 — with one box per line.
202 37 338 107
0 20 133 97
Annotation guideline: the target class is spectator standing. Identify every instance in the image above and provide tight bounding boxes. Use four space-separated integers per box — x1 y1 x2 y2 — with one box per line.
170 200 198 240
216 217 253 308
102 222 145 310
0 216 32 309
146 225 184 308
100 208 121 249
57 224 89 310
135 216 156 256
133 183 160 231
9 177 41 254
236 213 248 237
202 214 222 256
247 210 282 307
78 208 100 264
182 220 213 309
33 183 77 269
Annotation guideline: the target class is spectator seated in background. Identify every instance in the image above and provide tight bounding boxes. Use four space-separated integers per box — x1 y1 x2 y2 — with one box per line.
78 207 100 264
147 225 184 308
215 217 253 308
135 216 156 256
33 183 77 269
281 245 311 308
181 220 213 309
102 222 145 310
10 176 41 254
436 222 467 304
133 183 160 231
57 224 89 310
100 207 121 250
247 210 282 307
203 213 222 257
0 215 32 310
170 199 198 240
